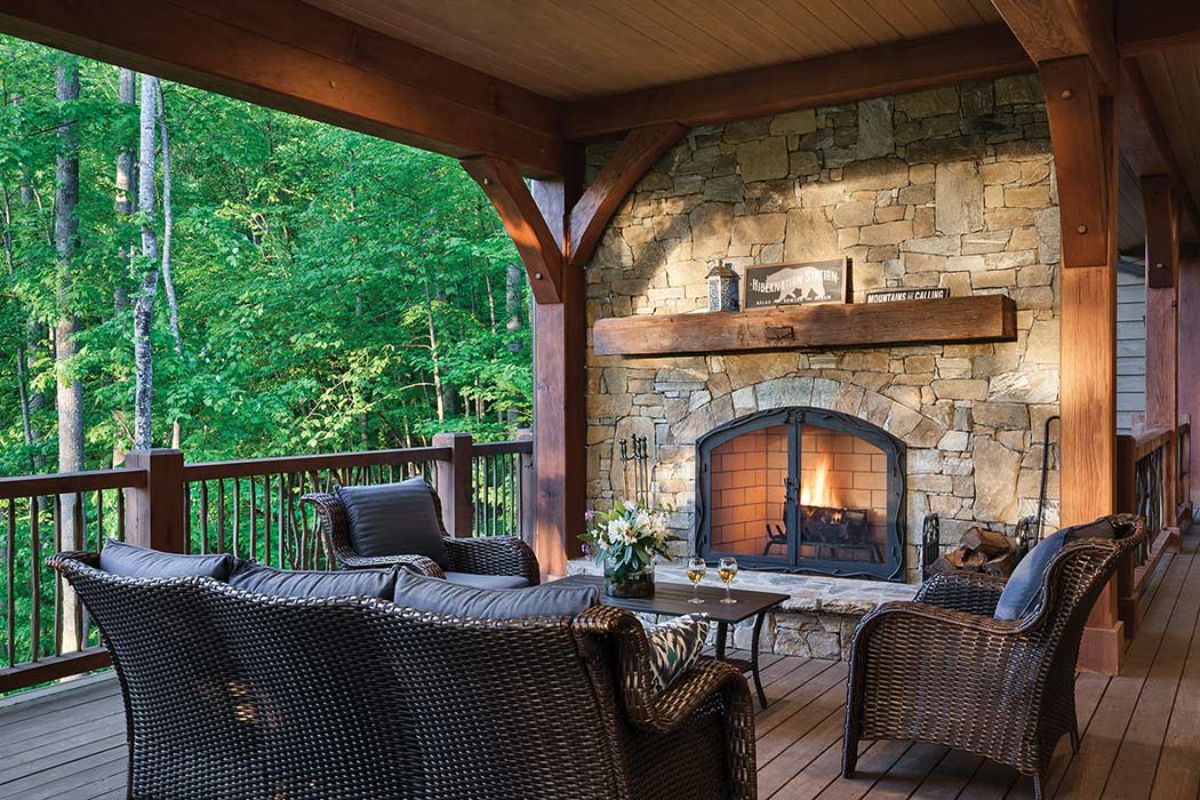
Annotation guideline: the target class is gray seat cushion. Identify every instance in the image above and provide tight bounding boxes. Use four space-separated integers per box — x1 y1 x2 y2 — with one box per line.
443 572 529 590
229 561 398 600
393 571 596 619
338 478 449 568
100 539 235 581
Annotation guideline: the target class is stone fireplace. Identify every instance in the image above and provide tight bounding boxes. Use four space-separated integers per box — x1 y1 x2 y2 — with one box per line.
697 407 905 580
582 75 1063 638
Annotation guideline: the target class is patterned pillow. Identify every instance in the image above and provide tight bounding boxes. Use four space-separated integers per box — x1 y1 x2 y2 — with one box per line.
640 614 710 693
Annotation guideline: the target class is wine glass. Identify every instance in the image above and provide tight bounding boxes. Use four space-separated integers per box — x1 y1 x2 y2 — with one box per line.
718 557 739 604
686 557 707 604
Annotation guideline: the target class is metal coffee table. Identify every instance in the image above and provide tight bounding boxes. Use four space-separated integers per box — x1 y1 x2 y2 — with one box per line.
551 575 788 709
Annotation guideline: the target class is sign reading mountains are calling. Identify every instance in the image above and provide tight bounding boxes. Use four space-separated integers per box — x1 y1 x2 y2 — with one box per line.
743 259 848 309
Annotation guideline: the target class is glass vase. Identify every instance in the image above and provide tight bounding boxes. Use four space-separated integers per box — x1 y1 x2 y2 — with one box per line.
603 551 655 598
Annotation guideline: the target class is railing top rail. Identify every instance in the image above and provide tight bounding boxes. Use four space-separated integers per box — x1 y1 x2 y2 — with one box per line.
0 467 147 500
471 440 533 457
182 446 453 481
1132 427 1173 462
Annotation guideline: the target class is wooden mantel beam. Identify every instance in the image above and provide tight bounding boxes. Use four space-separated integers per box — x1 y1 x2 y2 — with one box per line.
564 24 1033 140
0 0 564 176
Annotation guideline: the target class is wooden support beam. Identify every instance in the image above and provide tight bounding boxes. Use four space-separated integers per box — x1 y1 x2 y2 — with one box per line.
462 156 564 304
1144 175 1179 289
1041 52 1123 672
1120 61 1200 241
1180 252 1200 508
563 24 1033 140
1144 176 1180 529
530 168 586 576
1042 57 1112 267
1117 0 1200 56
568 123 689 267
992 0 1120 91
0 0 563 176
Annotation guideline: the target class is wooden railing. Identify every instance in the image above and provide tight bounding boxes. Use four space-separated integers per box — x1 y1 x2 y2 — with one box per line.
0 432 532 693
1115 422 1189 635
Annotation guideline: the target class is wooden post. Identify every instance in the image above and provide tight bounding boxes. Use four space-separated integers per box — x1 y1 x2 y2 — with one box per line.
123 449 185 552
1143 175 1180 540
1181 247 1200 510
516 428 536 546
432 432 473 537
531 165 586 578
1042 57 1122 673
1115 434 1138 635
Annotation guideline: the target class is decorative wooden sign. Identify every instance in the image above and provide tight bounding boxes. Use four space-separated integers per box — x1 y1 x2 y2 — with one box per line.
865 287 950 303
742 258 848 309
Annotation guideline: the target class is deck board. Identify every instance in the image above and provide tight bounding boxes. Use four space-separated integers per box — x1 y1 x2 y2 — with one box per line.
3 533 1200 799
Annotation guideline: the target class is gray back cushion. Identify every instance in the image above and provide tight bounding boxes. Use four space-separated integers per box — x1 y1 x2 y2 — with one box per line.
393 571 597 619
338 478 449 568
100 539 235 581
229 561 398 600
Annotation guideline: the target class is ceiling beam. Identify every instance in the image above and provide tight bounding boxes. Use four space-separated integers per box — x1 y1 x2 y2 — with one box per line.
0 0 565 176
564 24 1033 141
991 0 1121 92
1117 0 1200 56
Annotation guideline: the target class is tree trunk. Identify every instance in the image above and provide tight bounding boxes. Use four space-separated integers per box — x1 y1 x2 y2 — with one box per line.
113 68 135 316
505 261 524 427
54 58 84 651
133 74 160 452
155 82 182 448
422 267 448 423
1 185 34 472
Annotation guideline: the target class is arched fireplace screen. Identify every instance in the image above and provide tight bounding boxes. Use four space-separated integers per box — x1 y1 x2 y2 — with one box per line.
695 407 906 581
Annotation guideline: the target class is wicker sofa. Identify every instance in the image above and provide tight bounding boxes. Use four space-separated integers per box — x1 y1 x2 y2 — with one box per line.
842 514 1145 800
50 550 757 800
303 486 541 586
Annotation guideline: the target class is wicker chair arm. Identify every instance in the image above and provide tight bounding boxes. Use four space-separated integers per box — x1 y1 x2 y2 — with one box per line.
914 572 1008 615
347 553 446 577
444 536 540 586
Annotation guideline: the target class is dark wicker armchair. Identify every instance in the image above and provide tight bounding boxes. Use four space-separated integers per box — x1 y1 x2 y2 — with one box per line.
842 514 1146 799
302 488 540 586
51 551 756 800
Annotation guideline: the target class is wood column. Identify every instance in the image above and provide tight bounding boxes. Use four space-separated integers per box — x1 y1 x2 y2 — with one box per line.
123 449 185 552
1181 247 1200 508
531 166 585 577
1042 57 1122 673
1143 175 1181 538
432 432 473 537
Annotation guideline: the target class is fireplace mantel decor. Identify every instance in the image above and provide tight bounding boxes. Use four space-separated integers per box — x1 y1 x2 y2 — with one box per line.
695 407 906 582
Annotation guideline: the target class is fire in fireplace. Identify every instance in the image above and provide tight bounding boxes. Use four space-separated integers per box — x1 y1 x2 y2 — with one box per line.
696 407 906 581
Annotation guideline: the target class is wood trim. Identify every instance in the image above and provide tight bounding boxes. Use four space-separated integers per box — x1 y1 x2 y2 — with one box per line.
0 647 110 693
992 0 1120 91
563 24 1033 140
463 156 564 304
593 295 1017 357
568 123 689 267
0 0 564 176
1042 57 1111 268
0 468 146 499
1117 0 1200 56
182 447 452 481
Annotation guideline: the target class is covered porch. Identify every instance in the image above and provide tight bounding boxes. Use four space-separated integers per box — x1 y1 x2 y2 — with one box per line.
2 0 1200 797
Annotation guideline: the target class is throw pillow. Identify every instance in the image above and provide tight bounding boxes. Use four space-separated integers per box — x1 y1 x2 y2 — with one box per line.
228 561 398 600
393 571 595 618
640 614 711 693
99 539 235 581
993 529 1068 620
338 478 449 568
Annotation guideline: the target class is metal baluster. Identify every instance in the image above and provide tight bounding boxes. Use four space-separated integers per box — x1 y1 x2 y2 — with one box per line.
200 481 210 555
30 497 40 662
116 489 125 541
6 498 14 667
217 479 226 554
52 495 62 657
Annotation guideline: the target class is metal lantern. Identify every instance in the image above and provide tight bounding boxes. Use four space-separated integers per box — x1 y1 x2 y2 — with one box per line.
706 262 739 312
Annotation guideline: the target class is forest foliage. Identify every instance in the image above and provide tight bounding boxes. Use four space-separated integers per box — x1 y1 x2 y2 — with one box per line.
0 36 531 479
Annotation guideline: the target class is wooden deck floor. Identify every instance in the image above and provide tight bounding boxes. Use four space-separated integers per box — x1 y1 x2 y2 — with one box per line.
3 531 1199 799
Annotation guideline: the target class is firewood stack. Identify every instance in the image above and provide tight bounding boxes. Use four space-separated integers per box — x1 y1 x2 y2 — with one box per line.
925 526 1017 579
